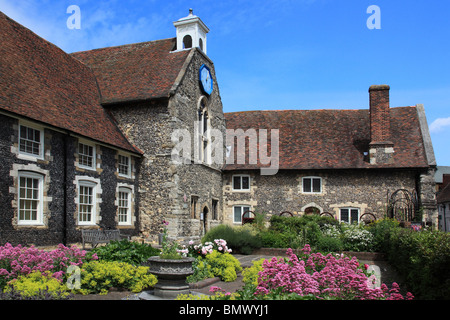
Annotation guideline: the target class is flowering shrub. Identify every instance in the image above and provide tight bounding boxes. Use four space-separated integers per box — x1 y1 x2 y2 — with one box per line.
205 250 242 282
185 239 239 283
253 246 413 300
0 243 96 289
4 270 72 300
182 239 232 258
341 223 375 252
75 260 157 295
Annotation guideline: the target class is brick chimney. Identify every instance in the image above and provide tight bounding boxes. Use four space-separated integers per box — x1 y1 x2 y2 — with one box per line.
368 85 394 164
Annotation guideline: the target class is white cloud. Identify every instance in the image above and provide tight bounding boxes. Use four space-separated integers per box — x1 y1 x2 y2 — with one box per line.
430 117 450 133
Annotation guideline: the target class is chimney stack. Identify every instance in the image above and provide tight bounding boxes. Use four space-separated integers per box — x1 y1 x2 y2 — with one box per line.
368 85 394 165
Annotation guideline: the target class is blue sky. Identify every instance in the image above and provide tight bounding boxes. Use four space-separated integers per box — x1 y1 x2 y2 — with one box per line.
1 0 450 166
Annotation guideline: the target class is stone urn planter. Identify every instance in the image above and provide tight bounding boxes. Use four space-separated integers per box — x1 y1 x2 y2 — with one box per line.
147 256 195 298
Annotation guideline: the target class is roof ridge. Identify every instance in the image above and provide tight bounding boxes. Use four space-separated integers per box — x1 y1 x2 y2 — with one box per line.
70 37 176 55
224 105 416 115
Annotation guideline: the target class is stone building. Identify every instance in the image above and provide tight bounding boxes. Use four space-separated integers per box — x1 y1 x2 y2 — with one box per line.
0 10 438 246
224 87 437 226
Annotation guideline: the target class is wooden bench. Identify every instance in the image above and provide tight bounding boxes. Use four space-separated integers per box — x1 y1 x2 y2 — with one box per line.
81 229 130 249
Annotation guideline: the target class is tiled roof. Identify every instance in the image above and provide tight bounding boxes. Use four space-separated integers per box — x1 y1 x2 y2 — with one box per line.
224 107 429 170
71 38 191 105
0 11 141 154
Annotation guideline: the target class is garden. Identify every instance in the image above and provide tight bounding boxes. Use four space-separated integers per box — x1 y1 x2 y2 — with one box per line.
0 214 449 300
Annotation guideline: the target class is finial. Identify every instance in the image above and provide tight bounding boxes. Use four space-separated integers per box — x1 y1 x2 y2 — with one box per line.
189 8 193 15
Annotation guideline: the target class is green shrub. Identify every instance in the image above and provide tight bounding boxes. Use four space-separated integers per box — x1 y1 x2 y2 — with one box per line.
316 235 344 253
269 214 338 234
383 228 450 299
367 218 400 252
205 250 242 282
260 230 303 249
75 260 157 295
186 257 214 283
202 224 262 255
88 240 160 265
3 271 72 300
242 258 266 286
187 250 242 282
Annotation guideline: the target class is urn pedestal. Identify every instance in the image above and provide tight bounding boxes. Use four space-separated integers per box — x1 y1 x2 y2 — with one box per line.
147 256 195 299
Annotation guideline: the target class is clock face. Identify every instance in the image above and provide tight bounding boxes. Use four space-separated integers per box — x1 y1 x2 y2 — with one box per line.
199 64 213 95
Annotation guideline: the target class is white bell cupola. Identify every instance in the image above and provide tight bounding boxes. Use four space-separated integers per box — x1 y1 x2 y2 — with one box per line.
173 9 209 54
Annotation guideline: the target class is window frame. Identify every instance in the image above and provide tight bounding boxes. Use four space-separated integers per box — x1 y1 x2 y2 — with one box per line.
17 171 44 225
77 180 97 226
117 187 132 226
78 141 96 171
18 123 44 159
302 176 322 194
232 175 251 192
233 205 251 224
339 207 360 224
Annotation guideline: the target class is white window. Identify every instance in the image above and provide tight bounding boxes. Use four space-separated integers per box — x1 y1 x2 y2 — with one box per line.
118 187 132 225
78 181 97 225
233 205 251 224
18 172 43 225
232 175 250 191
78 142 95 170
302 177 322 194
340 208 360 224
118 154 131 177
19 124 43 158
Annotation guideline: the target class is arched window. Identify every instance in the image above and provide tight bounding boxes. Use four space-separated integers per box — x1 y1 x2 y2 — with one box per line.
197 97 210 164
183 35 192 49
199 38 204 51
304 206 320 215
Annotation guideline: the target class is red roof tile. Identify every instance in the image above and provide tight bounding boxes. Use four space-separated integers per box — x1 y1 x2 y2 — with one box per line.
70 38 190 104
0 11 141 154
224 107 429 170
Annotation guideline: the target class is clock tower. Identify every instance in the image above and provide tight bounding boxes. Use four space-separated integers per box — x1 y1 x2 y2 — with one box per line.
173 9 209 54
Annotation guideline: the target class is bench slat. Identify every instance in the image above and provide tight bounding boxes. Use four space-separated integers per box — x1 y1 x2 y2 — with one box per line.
81 229 127 249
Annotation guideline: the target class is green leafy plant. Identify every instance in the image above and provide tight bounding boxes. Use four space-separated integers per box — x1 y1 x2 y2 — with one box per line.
88 239 160 265
160 220 183 259
3 271 72 300
75 260 157 295
202 224 262 254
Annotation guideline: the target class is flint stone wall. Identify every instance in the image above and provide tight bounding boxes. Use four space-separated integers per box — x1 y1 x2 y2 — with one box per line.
222 169 423 225
109 49 226 241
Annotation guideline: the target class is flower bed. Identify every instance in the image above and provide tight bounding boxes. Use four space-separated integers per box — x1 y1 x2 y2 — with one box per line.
177 245 414 301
